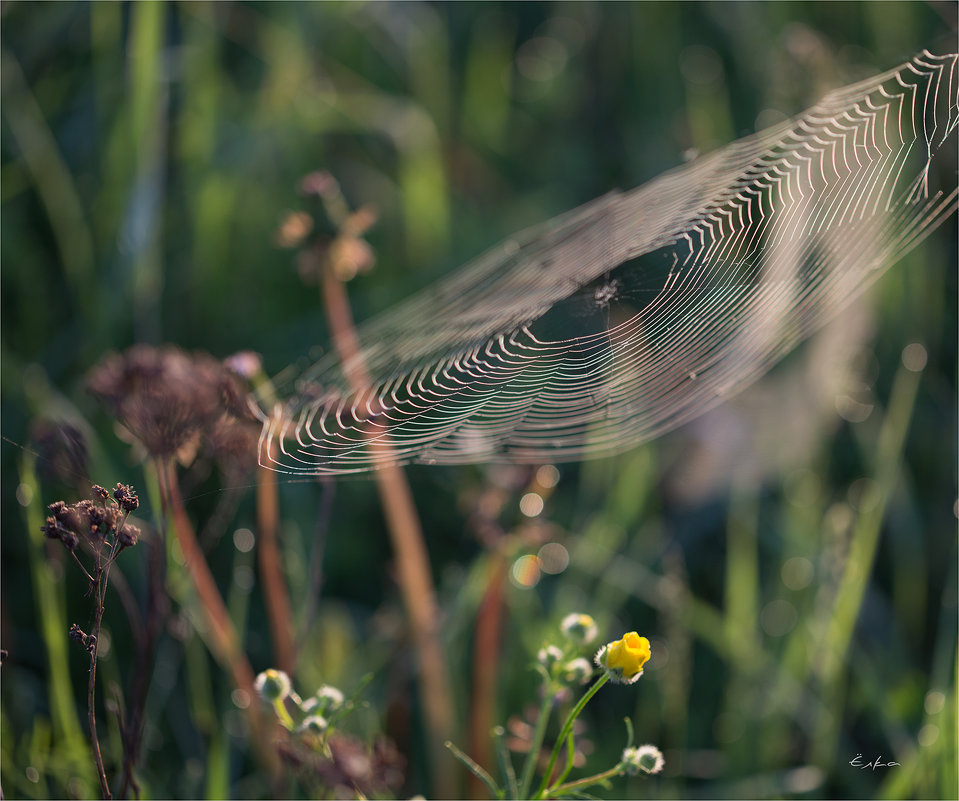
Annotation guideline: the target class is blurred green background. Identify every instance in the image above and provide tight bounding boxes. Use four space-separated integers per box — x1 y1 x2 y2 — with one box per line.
1 2 956 799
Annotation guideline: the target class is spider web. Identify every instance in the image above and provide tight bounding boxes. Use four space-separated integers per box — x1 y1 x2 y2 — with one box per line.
257 50 959 475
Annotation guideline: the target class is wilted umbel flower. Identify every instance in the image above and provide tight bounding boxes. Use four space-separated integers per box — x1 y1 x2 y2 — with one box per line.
87 344 258 467
595 632 651 685
622 744 664 776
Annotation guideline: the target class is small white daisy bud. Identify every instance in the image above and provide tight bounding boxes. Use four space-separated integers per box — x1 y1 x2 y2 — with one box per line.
563 657 594 684
316 684 344 711
537 644 564 670
560 613 598 645
622 744 664 775
254 669 291 702
300 714 329 734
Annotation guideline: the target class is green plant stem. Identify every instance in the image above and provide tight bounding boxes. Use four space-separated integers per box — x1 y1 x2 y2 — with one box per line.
271 699 295 731
545 764 624 798
535 674 610 799
493 725 519 800
553 730 576 790
813 360 922 766
518 685 557 798
445 740 501 799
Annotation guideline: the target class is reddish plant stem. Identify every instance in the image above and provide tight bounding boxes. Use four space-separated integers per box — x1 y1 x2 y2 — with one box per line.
156 459 275 772
467 552 508 799
256 457 295 674
319 246 457 798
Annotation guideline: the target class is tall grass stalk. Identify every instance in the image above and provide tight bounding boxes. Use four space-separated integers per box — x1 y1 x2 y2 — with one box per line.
813 355 923 767
18 454 97 796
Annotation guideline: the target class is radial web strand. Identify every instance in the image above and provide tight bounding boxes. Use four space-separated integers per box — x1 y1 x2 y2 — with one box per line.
257 50 959 475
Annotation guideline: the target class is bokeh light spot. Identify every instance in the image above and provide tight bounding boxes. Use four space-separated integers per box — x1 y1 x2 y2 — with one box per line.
781 557 814 590
537 542 569 574
760 599 797 637
520 492 544 517
233 528 255 552
16 483 33 507
511 554 541 588
918 724 939 746
902 342 927 372
234 565 255 593
924 690 945 715
536 464 560 488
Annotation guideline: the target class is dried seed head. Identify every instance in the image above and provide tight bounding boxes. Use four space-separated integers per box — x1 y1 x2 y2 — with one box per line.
118 523 140 548
113 483 139 513
87 345 248 459
42 516 79 551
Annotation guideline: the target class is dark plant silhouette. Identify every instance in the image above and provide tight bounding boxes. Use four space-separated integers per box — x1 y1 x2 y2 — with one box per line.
42 483 142 799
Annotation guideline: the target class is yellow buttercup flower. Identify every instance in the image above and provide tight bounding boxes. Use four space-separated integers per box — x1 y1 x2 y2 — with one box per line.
595 632 651 684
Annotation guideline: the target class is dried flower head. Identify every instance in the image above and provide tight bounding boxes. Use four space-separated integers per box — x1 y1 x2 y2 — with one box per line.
113 483 139 513
87 344 253 462
42 515 79 551
118 523 140 548
595 632 651 684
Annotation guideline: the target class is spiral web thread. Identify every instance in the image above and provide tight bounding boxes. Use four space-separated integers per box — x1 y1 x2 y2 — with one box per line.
257 50 959 475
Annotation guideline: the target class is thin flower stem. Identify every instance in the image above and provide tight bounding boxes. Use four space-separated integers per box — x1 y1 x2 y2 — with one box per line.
88 570 111 798
70 550 95 584
518 686 556 798
272 698 295 731
445 740 501 799
544 764 624 798
535 674 610 799
553 729 576 790
493 725 520 800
